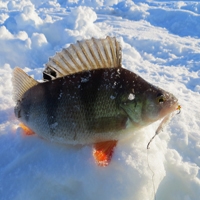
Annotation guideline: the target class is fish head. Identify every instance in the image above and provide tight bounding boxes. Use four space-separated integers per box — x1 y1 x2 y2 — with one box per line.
119 85 178 127
141 86 178 123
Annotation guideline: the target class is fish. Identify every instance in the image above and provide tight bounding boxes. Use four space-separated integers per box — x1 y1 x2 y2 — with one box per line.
12 36 179 166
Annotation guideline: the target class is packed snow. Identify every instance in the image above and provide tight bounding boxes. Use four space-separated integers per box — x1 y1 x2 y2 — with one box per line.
0 0 200 199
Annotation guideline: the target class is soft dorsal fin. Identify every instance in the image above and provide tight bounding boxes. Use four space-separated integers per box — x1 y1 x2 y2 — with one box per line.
43 36 122 81
12 67 38 102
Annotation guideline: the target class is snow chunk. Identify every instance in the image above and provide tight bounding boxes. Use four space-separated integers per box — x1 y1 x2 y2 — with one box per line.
31 33 48 48
14 5 43 29
0 1 8 9
0 26 13 39
0 13 9 24
59 0 124 7
7 0 33 11
64 6 102 40
114 1 149 21
16 31 29 40
0 64 13 110
194 85 200 93
68 6 97 31
128 93 135 100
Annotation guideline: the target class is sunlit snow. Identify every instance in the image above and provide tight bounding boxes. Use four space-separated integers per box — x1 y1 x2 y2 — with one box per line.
0 1 200 200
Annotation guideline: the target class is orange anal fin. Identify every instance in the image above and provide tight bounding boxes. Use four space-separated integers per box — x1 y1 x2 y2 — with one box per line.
19 123 35 135
93 140 117 167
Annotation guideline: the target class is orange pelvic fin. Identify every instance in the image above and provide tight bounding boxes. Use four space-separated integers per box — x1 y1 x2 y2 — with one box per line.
93 140 117 167
19 123 35 135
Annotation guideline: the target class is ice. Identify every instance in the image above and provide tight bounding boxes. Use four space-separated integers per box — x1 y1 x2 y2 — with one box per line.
0 0 200 200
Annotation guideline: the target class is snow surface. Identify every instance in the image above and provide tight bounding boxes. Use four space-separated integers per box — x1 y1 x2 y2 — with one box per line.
0 0 200 199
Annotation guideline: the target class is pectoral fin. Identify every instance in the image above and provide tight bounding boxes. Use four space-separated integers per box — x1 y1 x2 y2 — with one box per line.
19 123 35 135
93 140 117 167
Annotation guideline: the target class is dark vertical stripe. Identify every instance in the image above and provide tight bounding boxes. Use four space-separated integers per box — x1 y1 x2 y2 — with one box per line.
43 81 60 136
21 89 33 122
79 69 105 131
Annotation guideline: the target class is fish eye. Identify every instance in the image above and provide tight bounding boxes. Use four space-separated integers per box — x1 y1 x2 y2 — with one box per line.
156 93 165 103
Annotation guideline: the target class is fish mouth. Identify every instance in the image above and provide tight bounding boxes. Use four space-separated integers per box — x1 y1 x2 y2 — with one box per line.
160 98 179 119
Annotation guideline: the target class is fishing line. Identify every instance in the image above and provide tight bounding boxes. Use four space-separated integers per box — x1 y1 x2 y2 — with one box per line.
146 148 156 200
146 105 181 200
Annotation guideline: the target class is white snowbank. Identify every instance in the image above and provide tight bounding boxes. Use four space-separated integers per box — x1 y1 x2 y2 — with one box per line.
0 0 200 200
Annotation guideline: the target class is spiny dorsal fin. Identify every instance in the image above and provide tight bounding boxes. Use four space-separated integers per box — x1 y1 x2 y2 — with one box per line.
12 67 38 102
43 36 122 81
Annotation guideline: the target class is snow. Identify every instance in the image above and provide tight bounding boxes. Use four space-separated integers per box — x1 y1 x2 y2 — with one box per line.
0 0 200 199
